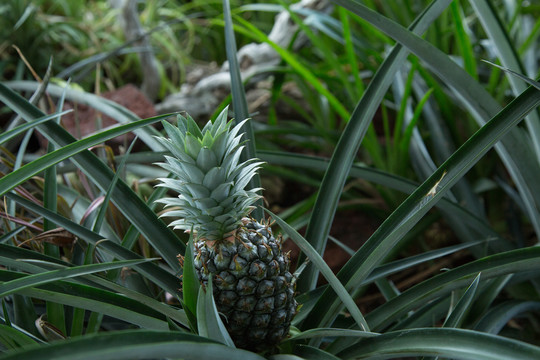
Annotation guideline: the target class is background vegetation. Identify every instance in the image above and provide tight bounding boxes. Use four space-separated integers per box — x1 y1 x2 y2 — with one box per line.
1 0 540 358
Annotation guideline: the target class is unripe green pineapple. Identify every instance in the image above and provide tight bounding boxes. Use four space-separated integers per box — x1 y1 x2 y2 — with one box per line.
155 108 297 351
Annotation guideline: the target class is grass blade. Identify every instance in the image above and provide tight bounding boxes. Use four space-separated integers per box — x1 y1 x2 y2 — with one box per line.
471 0 540 159
196 278 235 347
333 0 540 237
222 0 262 220
265 209 370 332
182 236 199 331
442 273 480 328
0 259 156 298
0 111 71 145
231 16 350 121
483 60 540 91
4 193 180 296
0 82 185 268
0 330 265 360
298 0 453 292
0 115 167 197
474 300 540 334
337 328 540 360
305 81 540 329
367 247 540 330
449 1 477 79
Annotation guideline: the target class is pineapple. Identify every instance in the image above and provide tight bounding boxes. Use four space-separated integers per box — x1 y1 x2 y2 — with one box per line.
155 108 297 351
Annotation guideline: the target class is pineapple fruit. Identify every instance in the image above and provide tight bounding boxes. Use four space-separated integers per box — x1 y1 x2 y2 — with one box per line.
155 109 297 351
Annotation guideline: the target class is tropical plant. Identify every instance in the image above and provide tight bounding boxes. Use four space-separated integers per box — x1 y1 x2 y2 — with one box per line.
1 0 540 359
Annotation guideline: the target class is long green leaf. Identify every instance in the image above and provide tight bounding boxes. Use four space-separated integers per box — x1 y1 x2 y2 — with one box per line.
366 247 540 330
449 1 477 79
288 328 377 341
468 274 512 322
299 0 453 292
0 110 71 145
293 345 341 360
0 258 155 298
0 330 265 360
292 240 486 329
0 325 37 350
75 271 188 327
0 250 188 327
265 209 370 332
222 0 262 220
92 136 138 233
471 0 540 159
4 193 180 296
0 271 168 330
474 300 540 334
333 0 540 237
337 328 540 360
261 150 506 250
4 81 164 150
442 273 480 328
364 241 489 287
305 82 540 329
268 355 306 360
43 86 66 334
196 278 235 347
483 60 540 91
0 83 185 269
0 115 167 197
182 236 199 330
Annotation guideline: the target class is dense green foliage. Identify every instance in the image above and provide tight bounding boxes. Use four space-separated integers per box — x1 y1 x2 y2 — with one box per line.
1 0 540 359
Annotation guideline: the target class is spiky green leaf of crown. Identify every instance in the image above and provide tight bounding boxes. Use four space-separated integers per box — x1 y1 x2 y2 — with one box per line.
155 107 263 242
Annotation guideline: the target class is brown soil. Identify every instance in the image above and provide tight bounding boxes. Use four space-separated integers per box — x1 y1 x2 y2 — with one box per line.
38 84 156 150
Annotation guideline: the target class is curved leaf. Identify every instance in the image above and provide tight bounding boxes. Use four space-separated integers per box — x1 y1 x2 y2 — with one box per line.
0 110 71 145
288 328 377 341
3 194 180 296
182 235 199 330
0 83 185 268
367 247 540 330
474 300 540 334
306 82 540 329
298 0 453 292
0 330 264 360
0 270 168 330
265 208 370 332
0 114 168 197
337 328 540 360
3 81 163 150
0 325 37 350
0 258 155 298
197 278 235 347
442 273 481 328
333 0 540 237
294 345 340 360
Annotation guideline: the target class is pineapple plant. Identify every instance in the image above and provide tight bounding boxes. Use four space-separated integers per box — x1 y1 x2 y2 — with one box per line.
154 108 297 351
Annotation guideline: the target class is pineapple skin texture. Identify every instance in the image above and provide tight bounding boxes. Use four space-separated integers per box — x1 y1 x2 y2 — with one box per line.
194 218 297 351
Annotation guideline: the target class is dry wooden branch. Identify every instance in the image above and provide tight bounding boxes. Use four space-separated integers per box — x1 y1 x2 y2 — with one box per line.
156 0 332 119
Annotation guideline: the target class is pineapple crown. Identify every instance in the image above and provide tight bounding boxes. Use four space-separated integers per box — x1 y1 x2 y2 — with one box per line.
155 107 263 242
